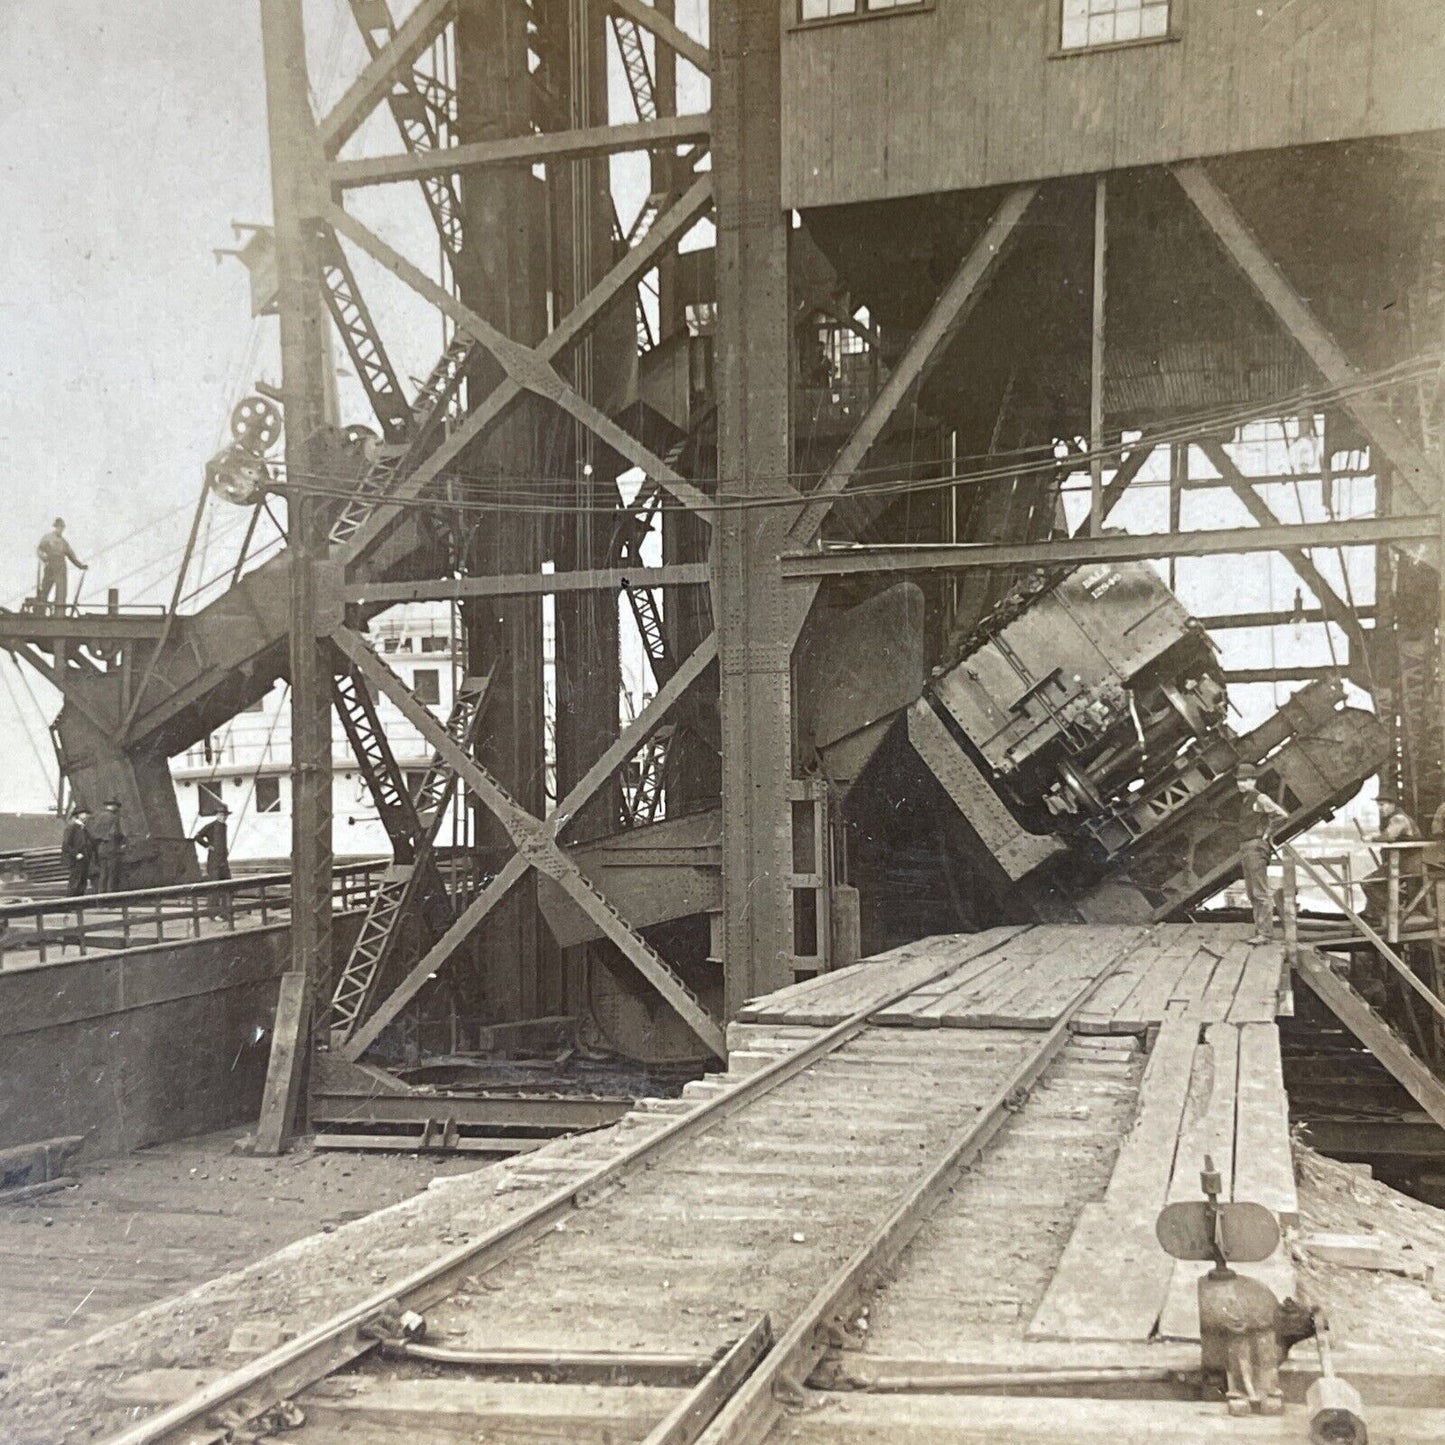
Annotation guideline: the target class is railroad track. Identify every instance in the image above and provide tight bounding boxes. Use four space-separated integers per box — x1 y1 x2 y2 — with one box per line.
102 927 1144 1445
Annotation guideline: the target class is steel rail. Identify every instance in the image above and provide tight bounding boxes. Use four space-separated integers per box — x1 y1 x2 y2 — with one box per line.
673 942 1152 1445
98 927 1032 1444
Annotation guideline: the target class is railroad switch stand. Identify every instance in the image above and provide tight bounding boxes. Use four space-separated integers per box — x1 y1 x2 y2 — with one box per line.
1156 1154 1307 1418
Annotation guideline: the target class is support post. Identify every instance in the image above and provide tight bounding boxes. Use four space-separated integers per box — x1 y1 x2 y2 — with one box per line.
1168 441 1184 589
256 0 333 1157
1089 176 1106 536
1281 852 1299 970
713 0 797 1015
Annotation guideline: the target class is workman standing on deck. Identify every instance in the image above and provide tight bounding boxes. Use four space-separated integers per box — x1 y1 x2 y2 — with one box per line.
89 799 127 894
35 518 87 615
192 805 232 920
61 807 95 897
1362 795 1424 921
1236 763 1288 944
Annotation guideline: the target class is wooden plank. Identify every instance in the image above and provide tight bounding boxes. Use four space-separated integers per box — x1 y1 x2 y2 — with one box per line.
1232 1022 1299 1227
1227 941 1286 1024
990 927 1150 1028
1192 940 1251 1023
759 931 1020 1027
1072 933 1159 1031
776 1392 1445 1443
1297 954 1445 1136
1157 1024 1240 1340
1028 1017 1199 1341
961 935 1083 1027
254 971 309 1157
1112 933 1210 1027
929 942 1051 1027
874 946 1021 1027
1159 1019 1298 1341
1163 937 1225 1015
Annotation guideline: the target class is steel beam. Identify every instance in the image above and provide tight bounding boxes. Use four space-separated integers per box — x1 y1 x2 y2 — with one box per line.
789 184 1038 547
1173 162 1435 513
1199 438 1369 658
609 0 713 77
781 514 1438 580
712 0 800 1016
1200 605 1377 630
342 852 531 1060
1070 444 1154 537
255 0 334 1158
1088 176 1107 535
345 563 710 604
310 1090 631 1130
330 114 710 187
327 178 715 565
552 633 719 835
318 0 455 157
1225 666 1348 686
333 627 725 1059
331 177 713 571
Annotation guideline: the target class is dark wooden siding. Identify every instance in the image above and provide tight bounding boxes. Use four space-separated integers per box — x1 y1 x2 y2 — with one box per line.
782 0 1445 207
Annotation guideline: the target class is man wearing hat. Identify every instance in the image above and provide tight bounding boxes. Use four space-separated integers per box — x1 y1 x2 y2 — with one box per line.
1363 794 1423 922
61 807 96 897
35 518 88 616
192 804 232 920
1236 763 1288 944
88 799 127 894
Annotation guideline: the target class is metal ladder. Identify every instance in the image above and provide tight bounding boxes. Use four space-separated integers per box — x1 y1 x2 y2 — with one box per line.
327 333 472 550
319 230 413 444
329 669 494 1045
345 0 463 267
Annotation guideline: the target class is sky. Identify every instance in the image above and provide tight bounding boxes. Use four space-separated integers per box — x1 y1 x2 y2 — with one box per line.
0 2 277 807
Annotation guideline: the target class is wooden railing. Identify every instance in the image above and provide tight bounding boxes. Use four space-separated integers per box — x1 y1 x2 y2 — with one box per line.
0 861 390 966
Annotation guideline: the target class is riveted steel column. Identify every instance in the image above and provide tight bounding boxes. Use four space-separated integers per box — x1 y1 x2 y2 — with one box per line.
256 0 333 1154
713 0 798 1016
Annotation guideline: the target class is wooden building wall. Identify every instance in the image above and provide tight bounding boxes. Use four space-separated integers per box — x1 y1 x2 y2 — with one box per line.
781 0 1445 208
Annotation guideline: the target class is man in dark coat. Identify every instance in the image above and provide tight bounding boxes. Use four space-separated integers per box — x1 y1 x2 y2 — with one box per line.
192 804 231 920
88 800 127 894
61 807 95 897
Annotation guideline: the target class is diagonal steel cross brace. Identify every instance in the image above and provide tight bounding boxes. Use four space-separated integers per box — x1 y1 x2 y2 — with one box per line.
318 0 455 158
1173 161 1435 515
332 626 726 1060
327 198 714 519
331 176 716 571
788 183 1039 548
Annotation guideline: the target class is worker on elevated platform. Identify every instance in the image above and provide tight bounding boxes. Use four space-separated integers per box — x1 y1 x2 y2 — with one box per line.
61 807 95 897
89 799 127 894
1362 795 1423 924
35 518 87 616
1236 763 1288 944
192 804 231 920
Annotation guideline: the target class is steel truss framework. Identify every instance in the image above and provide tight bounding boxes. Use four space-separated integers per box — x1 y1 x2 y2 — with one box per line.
253 0 730 1145
233 0 1443 1147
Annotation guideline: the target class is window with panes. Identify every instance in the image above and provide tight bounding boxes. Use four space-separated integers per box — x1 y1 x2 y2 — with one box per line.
1061 0 1170 50
800 0 925 22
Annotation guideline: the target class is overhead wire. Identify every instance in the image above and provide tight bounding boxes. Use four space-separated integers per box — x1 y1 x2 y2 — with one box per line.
261 352 1439 522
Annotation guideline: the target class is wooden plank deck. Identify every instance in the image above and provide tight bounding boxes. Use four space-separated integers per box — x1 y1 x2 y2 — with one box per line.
743 922 1281 1034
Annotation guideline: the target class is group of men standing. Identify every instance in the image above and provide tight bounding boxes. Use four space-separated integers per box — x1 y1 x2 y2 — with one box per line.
59 801 230 899
60 801 127 896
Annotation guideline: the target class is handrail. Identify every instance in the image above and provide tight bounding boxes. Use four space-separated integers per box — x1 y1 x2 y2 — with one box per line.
0 860 385 921
1279 840 1445 1029
0 860 391 966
